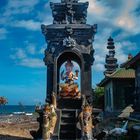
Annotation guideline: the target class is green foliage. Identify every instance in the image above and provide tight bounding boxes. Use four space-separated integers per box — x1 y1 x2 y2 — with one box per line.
92 87 105 108
94 87 104 96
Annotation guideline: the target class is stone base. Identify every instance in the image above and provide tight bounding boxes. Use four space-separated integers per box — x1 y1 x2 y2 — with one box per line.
31 109 61 140
57 98 82 109
30 110 43 139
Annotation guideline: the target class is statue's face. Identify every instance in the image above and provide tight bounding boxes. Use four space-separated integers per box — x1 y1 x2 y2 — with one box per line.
65 60 73 72
66 65 73 72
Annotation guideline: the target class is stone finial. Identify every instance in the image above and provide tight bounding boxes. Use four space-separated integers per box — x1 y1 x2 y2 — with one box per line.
128 53 133 60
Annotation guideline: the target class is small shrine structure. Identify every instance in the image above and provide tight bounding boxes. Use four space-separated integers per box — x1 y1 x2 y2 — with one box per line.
35 0 97 139
42 0 97 103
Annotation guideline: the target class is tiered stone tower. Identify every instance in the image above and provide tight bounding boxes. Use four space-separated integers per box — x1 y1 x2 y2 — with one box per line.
104 37 118 76
35 0 97 139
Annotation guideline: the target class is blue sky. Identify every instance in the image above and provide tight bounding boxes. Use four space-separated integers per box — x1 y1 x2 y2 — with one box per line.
0 0 140 105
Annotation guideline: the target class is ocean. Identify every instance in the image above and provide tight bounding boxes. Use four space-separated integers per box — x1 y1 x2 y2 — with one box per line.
0 105 35 114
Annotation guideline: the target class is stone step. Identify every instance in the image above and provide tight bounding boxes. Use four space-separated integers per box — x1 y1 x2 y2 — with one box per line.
58 98 82 109
61 117 76 124
61 110 76 118
59 130 76 139
60 124 76 131
60 130 76 134
58 106 81 139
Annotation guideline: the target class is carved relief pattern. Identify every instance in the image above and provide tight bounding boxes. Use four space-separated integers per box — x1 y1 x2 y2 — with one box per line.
50 1 89 24
44 51 54 65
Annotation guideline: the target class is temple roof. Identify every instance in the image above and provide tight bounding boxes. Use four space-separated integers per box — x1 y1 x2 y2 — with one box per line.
121 52 140 69
98 68 135 87
109 68 135 78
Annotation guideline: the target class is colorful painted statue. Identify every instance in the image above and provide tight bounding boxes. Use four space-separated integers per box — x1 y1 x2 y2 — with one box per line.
61 60 78 84
79 105 94 140
42 94 57 140
60 60 81 98
42 104 51 140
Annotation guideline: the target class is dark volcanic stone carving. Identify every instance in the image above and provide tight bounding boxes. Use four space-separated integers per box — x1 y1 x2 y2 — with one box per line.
42 0 97 107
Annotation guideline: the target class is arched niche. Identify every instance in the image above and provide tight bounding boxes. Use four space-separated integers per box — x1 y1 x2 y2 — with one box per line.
52 49 93 102
53 51 84 96
57 51 82 68
59 61 81 89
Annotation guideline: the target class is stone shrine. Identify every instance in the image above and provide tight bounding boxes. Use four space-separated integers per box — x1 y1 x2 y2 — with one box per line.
35 0 97 139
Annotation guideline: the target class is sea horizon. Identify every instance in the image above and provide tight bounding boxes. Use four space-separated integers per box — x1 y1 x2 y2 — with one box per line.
0 105 36 115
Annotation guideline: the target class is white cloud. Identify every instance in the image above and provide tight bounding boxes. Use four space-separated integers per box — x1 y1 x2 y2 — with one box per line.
114 1 140 35
19 58 44 68
92 26 138 72
10 48 26 59
80 0 115 25
1 0 41 31
94 63 105 71
36 1 53 25
0 28 8 40
115 43 128 64
87 0 106 15
94 55 105 63
12 55 45 68
12 20 41 31
115 40 138 64
26 44 36 55
120 41 137 51
39 47 45 54
94 40 136 72
116 16 135 31
81 0 140 38
10 44 46 68
92 28 112 72
93 39 137 72
25 43 46 55
79 0 140 73
1 0 139 71
3 0 39 16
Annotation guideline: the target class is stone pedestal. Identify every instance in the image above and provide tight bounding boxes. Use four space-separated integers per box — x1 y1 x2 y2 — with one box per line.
31 110 43 139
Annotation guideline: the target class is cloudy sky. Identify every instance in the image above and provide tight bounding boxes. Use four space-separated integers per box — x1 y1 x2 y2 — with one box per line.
0 0 140 105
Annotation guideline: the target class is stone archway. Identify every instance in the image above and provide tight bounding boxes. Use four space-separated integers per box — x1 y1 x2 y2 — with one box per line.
53 50 83 96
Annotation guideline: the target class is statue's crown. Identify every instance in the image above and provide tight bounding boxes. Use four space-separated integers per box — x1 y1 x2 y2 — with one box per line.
44 104 51 112
83 105 92 112
65 60 73 67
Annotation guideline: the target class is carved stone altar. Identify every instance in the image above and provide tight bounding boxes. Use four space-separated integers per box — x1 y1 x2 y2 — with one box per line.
35 0 97 139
